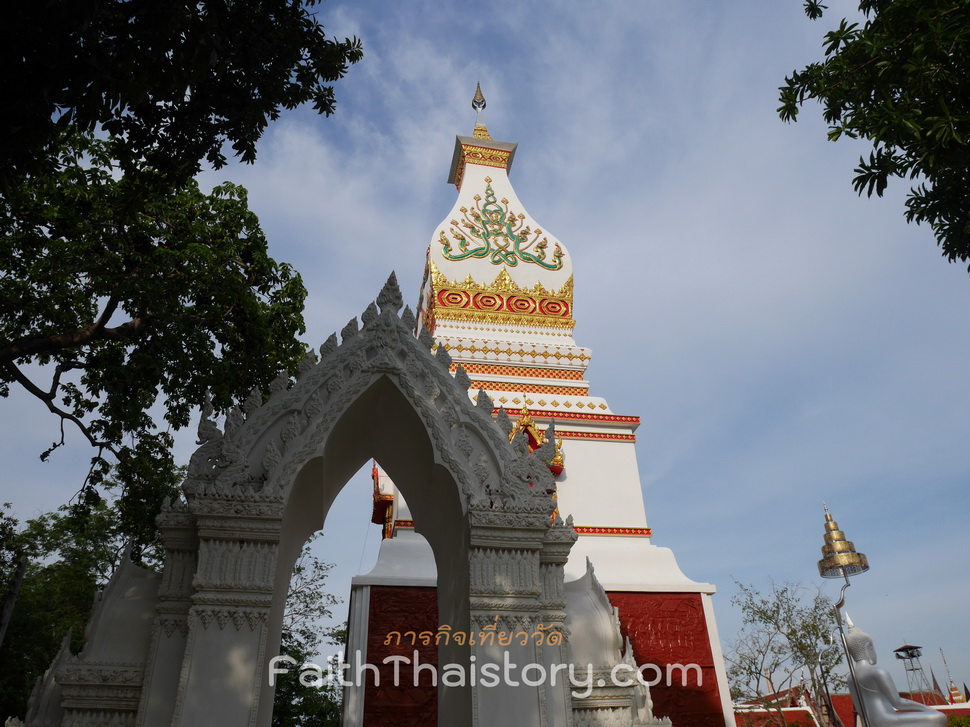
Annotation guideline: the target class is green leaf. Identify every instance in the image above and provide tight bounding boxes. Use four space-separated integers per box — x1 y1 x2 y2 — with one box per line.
779 0 970 268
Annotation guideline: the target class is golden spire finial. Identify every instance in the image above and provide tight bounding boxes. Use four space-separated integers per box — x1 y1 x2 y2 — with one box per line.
471 82 491 140
472 82 486 111
817 506 870 578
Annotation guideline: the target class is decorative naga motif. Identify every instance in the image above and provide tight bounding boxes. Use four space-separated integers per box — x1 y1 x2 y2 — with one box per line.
440 179 563 270
508 405 564 476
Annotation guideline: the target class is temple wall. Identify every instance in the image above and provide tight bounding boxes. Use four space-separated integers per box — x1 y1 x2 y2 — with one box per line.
354 583 733 727
609 591 731 727
361 586 439 726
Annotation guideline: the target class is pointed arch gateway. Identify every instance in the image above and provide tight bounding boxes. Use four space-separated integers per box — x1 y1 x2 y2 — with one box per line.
139 273 578 727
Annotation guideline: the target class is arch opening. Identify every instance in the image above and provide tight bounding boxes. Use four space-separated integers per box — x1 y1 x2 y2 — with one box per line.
262 375 471 726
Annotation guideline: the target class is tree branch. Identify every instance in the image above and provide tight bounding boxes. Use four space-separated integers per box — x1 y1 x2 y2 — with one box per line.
0 299 151 365
3 361 122 461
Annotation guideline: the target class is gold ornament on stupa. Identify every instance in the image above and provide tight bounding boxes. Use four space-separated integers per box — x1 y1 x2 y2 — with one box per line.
472 82 486 111
508 404 565 476
817 505 870 578
471 82 491 140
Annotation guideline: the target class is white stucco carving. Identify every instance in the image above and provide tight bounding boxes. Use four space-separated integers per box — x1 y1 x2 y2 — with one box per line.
24 273 587 727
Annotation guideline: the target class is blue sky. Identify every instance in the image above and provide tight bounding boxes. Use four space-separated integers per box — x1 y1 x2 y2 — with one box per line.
3 0 968 694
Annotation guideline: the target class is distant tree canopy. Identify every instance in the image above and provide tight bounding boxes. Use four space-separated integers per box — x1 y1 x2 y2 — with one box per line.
1 0 362 188
0 500 127 718
727 580 843 727
272 540 344 726
779 1 970 270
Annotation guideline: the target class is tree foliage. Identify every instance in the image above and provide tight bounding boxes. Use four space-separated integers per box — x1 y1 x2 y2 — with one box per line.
0 498 126 718
1 0 362 188
1 132 307 545
727 580 844 727
0 505 20 594
779 1 970 269
272 541 344 727
1 0 361 530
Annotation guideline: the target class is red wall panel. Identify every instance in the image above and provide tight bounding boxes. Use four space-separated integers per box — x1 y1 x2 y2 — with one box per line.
608 591 726 727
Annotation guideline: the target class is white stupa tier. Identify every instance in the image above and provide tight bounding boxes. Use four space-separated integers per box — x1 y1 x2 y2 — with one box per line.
370 118 710 593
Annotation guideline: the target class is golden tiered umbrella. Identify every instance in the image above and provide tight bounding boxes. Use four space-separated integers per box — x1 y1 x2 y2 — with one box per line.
816 505 871 727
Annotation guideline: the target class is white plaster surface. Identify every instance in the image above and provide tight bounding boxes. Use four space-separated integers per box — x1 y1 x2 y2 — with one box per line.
430 140 573 295
566 538 710 593
80 554 160 663
352 529 436 586
555 437 648 528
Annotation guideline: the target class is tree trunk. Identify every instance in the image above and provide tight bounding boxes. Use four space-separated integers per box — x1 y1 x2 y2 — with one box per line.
0 554 28 650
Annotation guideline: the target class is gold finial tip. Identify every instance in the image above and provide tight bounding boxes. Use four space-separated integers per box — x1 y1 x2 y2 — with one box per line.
469 82 491 139
472 82 486 111
817 506 870 578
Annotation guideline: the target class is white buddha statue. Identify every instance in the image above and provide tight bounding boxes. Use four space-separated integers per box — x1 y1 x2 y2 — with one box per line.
844 620 945 727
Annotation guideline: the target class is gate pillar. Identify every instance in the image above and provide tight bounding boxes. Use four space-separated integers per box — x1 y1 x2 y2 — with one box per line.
467 498 578 726
170 484 285 727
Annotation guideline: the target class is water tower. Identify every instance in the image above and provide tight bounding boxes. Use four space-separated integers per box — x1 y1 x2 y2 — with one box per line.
894 644 934 695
